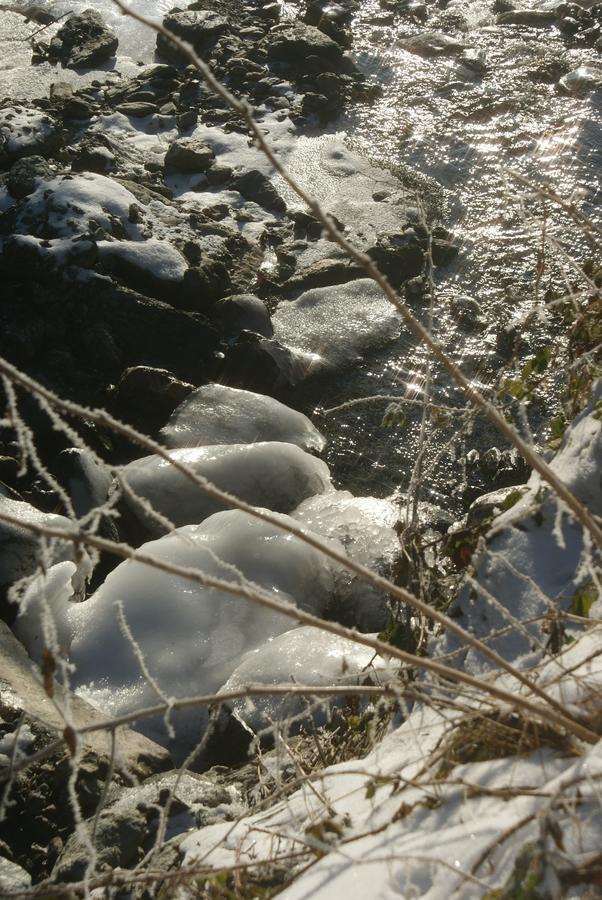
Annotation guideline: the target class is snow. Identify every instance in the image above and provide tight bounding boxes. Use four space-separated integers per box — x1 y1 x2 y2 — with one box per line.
67 509 345 753
272 279 401 373
97 238 188 282
119 442 333 534
12 561 77 665
14 172 144 240
181 629 602 899
219 625 397 733
292 491 401 630
0 106 56 158
160 383 326 453
433 382 602 674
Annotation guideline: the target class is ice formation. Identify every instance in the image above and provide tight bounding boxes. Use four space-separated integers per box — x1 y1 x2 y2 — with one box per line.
120 442 332 533
67 509 344 751
293 491 401 630
160 383 326 453
272 279 401 372
220 625 395 732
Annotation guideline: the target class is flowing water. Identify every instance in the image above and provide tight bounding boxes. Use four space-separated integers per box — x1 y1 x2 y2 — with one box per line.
2 0 600 513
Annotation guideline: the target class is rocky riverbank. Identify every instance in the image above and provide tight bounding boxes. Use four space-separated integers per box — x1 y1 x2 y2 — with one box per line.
1 1 601 897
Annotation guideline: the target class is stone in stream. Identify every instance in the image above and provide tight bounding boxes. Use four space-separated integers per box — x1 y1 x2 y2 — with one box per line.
213 293 274 339
48 10 119 70
7 155 51 199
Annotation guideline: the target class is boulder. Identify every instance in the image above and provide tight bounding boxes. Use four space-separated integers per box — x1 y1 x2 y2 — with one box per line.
49 10 119 70
156 10 229 62
164 138 215 172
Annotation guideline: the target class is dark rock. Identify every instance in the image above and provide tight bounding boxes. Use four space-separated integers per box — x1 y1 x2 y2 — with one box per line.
206 162 233 185
115 101 159 118
164 137 215 172
231 168 286 214
71 142 115 174
114 366 194 417
7 156 51 200
221 332 304 398
366 231 425 286
496 9 557 25
63 97 93 119
283 258 364 291
267 22 344 70
49 9 119 70
401 32 466 56
156 10 230 62
81 285 219 385
180 260 232 310
214 293 274 339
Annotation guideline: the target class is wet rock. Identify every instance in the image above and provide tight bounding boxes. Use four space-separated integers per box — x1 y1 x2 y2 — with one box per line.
157 10 230 62
115 101 159 118
401 32 466 56
366 230 425 286
7 155 51 200
180 259 232 310
496 9 557 26
164 137 215 172
267 22 345 71
214 293 274 339
0 107 61 167
557 66 601 95
283 257 364 291
221 332 306 398
231 168 287 214
49 10 119 70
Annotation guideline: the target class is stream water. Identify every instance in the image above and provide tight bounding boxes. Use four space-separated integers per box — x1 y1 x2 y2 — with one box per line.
2 0 600 515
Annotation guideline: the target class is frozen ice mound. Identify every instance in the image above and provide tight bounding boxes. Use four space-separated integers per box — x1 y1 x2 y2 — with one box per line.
160 383 326 453
293 491 401 631
220 625 396 733
120 442 333 533
12 561 77 665
272 278 400 372
66 509 344 751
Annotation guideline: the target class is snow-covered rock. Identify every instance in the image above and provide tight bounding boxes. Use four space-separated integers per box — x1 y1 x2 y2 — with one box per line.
160 383 325 453
0 496 74 592
220 626 395 733
67 509 344 753
120 442 332 533
14 172 143 241
293 491 401 630
180 629 602 900
434 381 602 673
272 279 401 374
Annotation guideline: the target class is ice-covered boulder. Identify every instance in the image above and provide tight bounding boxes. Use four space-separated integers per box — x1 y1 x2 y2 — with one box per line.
120 442 332 533
272 279 400 374
0 496 74 593
220 626 395 733
12 561 77 665
160 383 325 453
67 509 344 754
293 491 401 630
